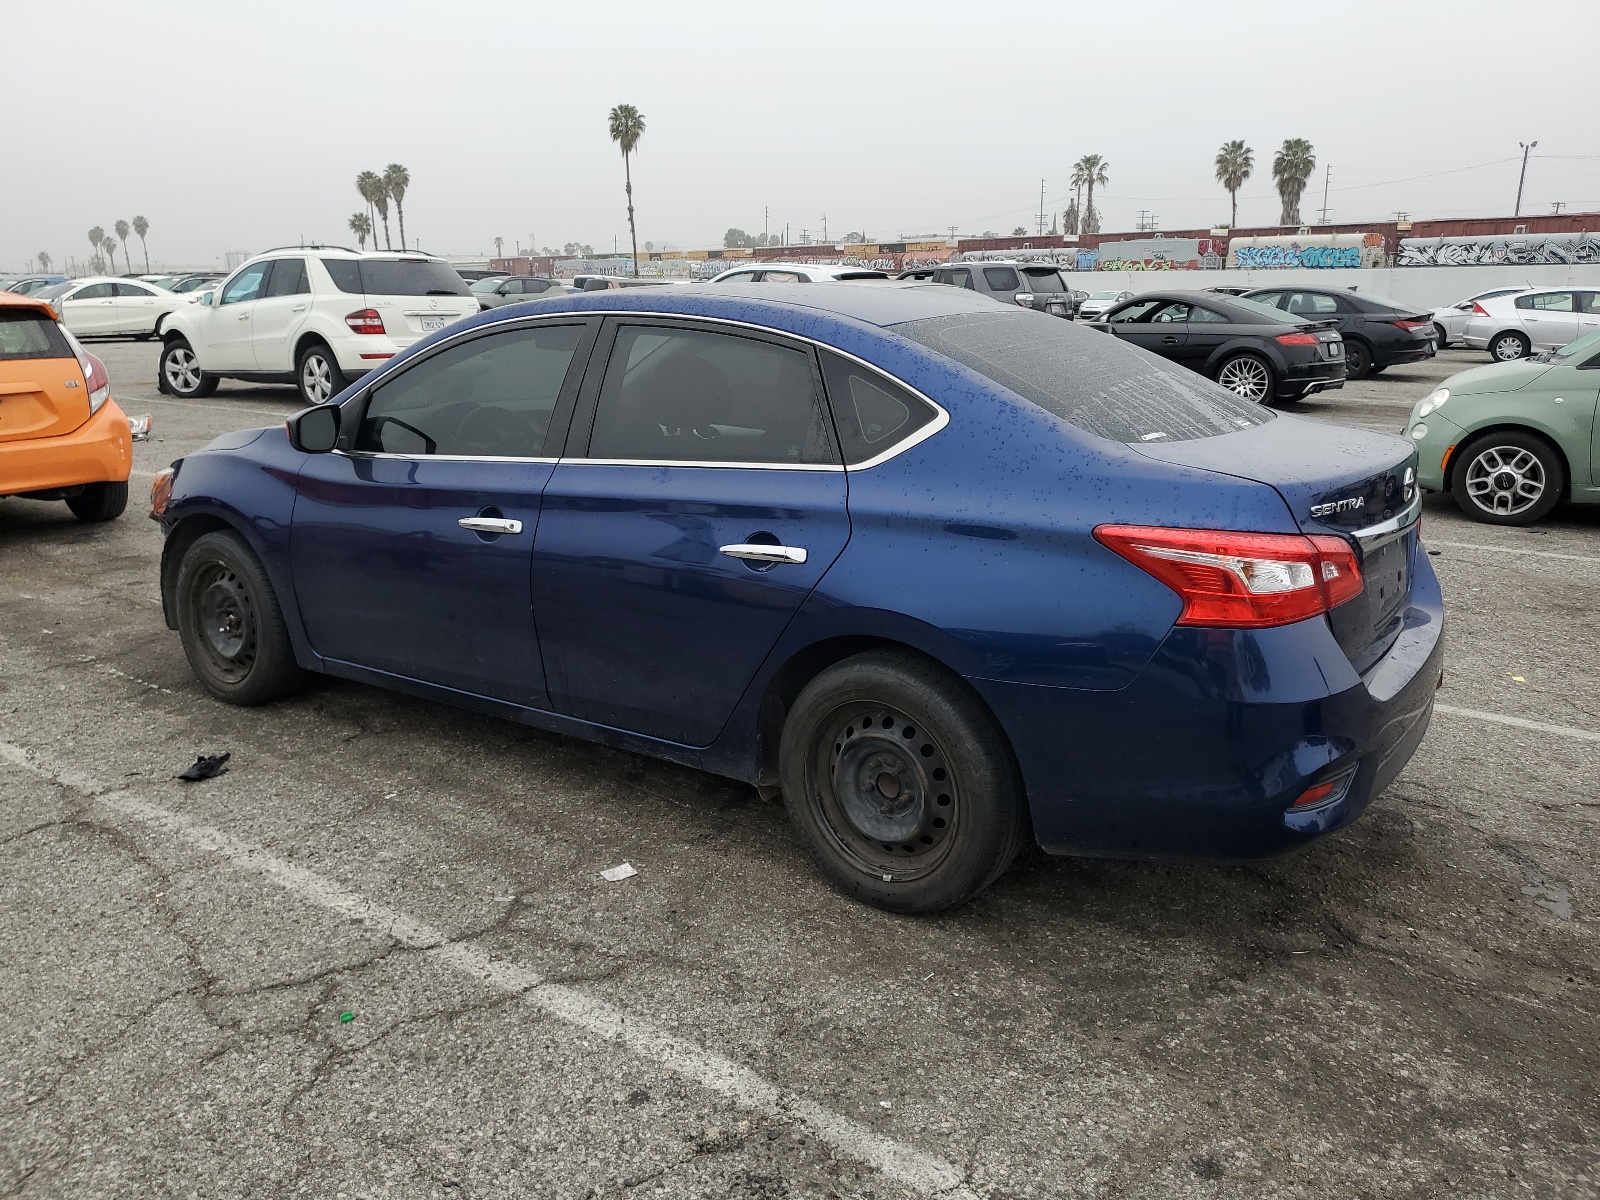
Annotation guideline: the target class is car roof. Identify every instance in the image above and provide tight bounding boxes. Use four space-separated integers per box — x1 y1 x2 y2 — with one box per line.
0 290 61 318
482 280 1006 328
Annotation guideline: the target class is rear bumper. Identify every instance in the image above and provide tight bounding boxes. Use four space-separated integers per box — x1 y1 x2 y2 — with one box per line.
1281 358 1346 395
0 398 132 496
1378 335 1437 366
975 552 1445 860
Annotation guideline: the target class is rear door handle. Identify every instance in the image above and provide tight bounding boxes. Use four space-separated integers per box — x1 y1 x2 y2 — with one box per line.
720 543 807 565
459 517 524 535
292 304 308 313
1162 335 1180 344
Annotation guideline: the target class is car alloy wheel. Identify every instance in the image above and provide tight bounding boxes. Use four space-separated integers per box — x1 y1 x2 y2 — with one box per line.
1216 355 1272 403
301 352 335 403
1491 332 1529 361
1462 444 1546 517
163 344 202 394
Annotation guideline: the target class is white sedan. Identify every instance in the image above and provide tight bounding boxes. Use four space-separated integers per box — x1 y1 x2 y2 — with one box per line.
708 263 890 283
33 276 187 338
1462 286 1600 360
1429 286 1531 348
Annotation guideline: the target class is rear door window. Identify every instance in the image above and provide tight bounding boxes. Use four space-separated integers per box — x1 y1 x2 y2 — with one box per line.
264 258 310 297
115 283 157 297
983 267 1020 291
1518 292 1574 311
1284 292 1338 316
355 324 587 457
73 283 115 300
0 310 73 360
585 324 838 465
897 311 1272 444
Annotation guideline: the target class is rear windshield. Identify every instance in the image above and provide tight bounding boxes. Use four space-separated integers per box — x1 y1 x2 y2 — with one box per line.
320 258 471 297
1021 268 1066 292
896 311 1273 444
0 309 73 360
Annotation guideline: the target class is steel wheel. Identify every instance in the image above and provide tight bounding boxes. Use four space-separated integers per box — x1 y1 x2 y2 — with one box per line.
1216 355 1272 403
300 352 334 402
163 345 202 394
189 560 258 685
1491 332 1529 361
1462 445 1546 517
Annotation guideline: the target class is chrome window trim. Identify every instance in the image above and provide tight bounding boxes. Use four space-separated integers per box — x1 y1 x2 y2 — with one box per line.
358 308 951 472
1350 493 1423 553
334 450 559 465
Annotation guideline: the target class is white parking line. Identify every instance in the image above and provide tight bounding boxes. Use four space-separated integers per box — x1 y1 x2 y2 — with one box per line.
1434 704 1600 744
0 740 976 1199
1427 540 1600 565
137 396 293 419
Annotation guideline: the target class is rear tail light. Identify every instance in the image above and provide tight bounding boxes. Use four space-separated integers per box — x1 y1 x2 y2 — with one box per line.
1093 525 1363 628
1014 292 1035 307
1470 302 1490 316
1274 332 1319 345
1391 318 1431 331
62 329 113 413
345 308 385 334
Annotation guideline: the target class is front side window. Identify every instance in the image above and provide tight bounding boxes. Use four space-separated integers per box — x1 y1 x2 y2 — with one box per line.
1579 292 1600 315
220 263 269 306
983 267 1020 291
819 351 939 465
1106 299 1163 323
264 258 309 297
761 270 804 283
1150 302 1192 323
718 271 759 283
937 268 975 290
355 324 586 457
586 324 838 465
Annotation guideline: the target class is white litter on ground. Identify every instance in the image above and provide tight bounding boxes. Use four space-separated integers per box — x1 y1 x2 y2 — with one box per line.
601 863 638 882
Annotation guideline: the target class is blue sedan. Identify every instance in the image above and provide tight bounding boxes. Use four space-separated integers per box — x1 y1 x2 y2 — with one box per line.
151 283 1444 912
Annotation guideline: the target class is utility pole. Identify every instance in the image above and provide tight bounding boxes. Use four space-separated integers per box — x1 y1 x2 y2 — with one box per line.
1551 201 1566 215
948 224 958 244
1038 178 1046 238
1515 140 1538 217
1134 209 1159 233
764 205 769 245
1317 164 1332 224
822 214 828 244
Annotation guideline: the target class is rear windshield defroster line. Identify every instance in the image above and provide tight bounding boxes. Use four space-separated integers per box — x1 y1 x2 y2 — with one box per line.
896 311 1274 444
320 259 472 297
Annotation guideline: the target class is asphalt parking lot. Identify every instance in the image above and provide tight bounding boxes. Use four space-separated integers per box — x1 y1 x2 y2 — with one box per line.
2 343 1596 1199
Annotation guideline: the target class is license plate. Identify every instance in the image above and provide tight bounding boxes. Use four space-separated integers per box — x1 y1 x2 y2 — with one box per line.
1047 303 1066 315
1327 343 1343 358
420 315 449 332
1367 537 1411 627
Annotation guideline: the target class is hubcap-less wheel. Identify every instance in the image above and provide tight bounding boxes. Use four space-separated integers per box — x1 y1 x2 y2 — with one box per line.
192 562 257 684
1492 333 1528 361
164 346 201 394
1464 445 1546 517
301 353 334 402
1217 356 1271 402
816 704 957 880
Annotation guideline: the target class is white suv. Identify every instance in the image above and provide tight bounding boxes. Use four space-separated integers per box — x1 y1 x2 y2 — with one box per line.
157 248 480 404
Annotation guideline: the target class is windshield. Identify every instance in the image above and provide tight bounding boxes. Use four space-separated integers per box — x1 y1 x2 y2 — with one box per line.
1088 291 1122 300
1547 329 1600 364
321 258 472 297
898 310 1273 444
34 281 75 301
1225 295 1309 324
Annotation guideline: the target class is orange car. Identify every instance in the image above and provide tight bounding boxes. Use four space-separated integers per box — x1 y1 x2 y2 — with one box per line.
0 290 139 522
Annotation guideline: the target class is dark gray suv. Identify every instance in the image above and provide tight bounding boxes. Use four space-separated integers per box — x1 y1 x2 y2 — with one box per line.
928 260 1075 317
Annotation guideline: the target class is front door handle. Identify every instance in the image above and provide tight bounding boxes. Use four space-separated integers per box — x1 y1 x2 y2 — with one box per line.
459 517 523 535
720 543 807 565
237 314 250 321
1162 335 1180 344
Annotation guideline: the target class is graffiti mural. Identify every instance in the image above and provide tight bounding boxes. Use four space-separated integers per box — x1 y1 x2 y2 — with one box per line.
1089 238 1225 271
1226 233 1384 269
1397 233 1600 267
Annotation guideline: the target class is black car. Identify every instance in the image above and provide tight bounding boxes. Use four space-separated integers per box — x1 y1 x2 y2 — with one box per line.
1241 285 1434 379
1089 290 1346 404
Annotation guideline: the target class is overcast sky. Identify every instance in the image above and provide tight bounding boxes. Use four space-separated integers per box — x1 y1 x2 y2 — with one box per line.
7 0 1597 271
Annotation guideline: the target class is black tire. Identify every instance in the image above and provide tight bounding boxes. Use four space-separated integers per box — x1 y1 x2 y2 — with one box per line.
175 530 308 705
1345 339 1374 379
160 337 218 398
65 480 128 522
1213 353 1275 404
1433 323 1449 349
1450 430 1565 526
297 342 348 405
1368 364 1388 376
778 650 1027 914
1489 330 1531 362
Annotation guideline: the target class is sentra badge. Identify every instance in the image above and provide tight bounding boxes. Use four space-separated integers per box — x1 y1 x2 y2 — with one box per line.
1310 496 1366 517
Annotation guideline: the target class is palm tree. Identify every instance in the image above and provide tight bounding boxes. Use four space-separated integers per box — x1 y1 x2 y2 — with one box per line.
131 216 150 272
1072 154 1109 234
102 236 118 274
607 103 646 277
1214 140 1254 229
384 164 410 251
1272 139 1316 226
113 220 132 273
348 213 371 249
370 180 393 250
38 252 52 273
88 226 104 272
356 171 385 247
493 236 503 259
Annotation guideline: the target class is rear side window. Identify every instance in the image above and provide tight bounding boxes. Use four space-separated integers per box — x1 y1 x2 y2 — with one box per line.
983 267 1020 290
319 258 471 297
0 310 73 360
897 311 1273 444
819 351 939 464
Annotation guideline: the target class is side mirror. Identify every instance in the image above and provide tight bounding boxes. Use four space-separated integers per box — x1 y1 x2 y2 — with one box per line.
286 403 341 453
200 291 214 306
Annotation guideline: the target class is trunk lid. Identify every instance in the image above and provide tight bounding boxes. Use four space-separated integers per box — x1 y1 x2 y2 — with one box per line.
1134 415 1420 673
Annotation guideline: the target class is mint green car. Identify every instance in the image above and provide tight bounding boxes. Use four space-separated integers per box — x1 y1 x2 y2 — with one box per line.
1408 329 1600 524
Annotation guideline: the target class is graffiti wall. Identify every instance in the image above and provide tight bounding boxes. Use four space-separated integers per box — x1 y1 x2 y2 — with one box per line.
1397 232 1600 267
1226 233 1384 269
1089 238 1226 271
